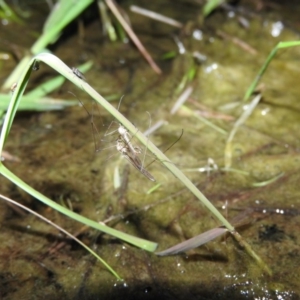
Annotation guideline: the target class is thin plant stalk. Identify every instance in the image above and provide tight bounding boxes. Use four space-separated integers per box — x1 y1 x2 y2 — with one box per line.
130 5 183 28
224 94 261 168
0 164 157 252
2 0 94 89
98 0 117 41
0 193 122 280
243 41 300 102
105 0 162 74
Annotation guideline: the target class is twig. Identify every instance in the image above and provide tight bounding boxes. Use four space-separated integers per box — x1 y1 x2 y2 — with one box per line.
105 0 162 74
170 86 193 114
217 30 257 55
130 5 183 28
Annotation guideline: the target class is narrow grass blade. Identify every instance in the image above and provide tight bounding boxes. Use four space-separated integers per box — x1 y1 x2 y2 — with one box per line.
180 105 227 135
243 41 300 102
0 0 24 23
224 94 261 169
98 0 117 41
0 193 122 280
25 76 66 98
203 0 225 17
0 94 77 111
0 164 157 252
252 172 284 187
31 0 94 53
156 227 227 256
2 0 93 89
130 5 183 28
2 55 31 90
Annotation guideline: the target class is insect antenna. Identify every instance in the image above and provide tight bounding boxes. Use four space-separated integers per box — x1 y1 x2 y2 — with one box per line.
68 91 103 152
144 128 184 169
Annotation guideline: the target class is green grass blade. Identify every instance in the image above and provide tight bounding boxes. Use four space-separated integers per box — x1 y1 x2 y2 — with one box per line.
0 193 122 280
0 60 34 150
0 164 157 252
224 94 262 168
243 41 300 102
2 55 32 90
98 0 117 41
0 0 24 23
0 94 77 111
2 0 93 89
31 0 94 53
203 0 225 17
26 76 66 98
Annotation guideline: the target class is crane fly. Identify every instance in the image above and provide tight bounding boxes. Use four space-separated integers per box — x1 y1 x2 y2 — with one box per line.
71 92 156 181
116 125 156 182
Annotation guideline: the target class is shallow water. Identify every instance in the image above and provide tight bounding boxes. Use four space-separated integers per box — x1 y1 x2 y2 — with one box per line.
1 0 300 299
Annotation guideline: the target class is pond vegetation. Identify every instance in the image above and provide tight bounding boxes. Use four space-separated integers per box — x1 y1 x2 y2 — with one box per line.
0 0 300 299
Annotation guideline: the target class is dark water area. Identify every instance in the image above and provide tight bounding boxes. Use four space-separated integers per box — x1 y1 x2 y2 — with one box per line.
1 0 300 299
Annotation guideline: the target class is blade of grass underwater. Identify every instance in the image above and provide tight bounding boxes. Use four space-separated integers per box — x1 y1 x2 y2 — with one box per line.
44 0 85 31
0 0 24 23
180 105 227 135
0 164 157 252
98 0 117 41
26 77 66 98
252 172 284 187
0 94 77 111
130 5 183 28
2 0 93 89
0 58 34 149
0 193 122 280
243 40 300 102
203 0 225 17
2 55 32 90
224 94 261 169
31 0 94 53
156 227 227 256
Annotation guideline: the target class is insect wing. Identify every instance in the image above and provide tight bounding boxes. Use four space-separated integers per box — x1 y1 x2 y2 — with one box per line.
122 147 156 182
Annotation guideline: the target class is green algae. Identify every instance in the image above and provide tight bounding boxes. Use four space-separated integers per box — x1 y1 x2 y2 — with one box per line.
1 0 300 298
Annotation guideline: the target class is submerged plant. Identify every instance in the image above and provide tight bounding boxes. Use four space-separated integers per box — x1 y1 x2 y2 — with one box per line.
0 193 121 279
0 52 271 274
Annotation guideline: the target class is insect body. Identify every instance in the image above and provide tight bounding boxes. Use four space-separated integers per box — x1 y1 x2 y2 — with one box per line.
32 61 40 71
116 125 155 182
117 125 141 154
72 67 86 81
10 82 17 93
